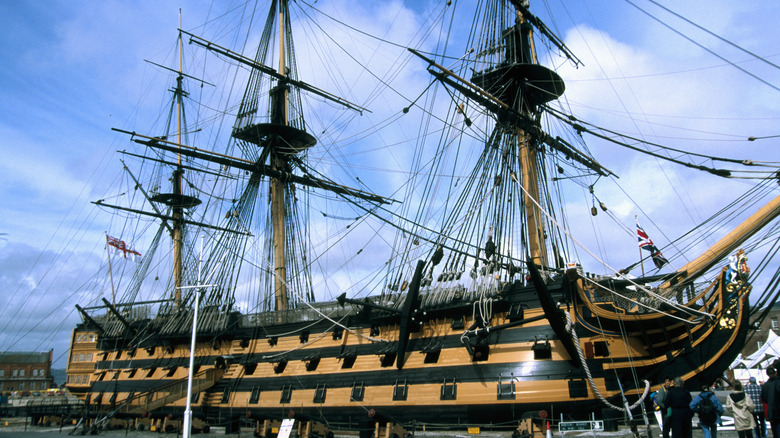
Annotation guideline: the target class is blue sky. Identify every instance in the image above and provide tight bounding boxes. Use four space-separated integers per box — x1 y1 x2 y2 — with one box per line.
0 0 778 370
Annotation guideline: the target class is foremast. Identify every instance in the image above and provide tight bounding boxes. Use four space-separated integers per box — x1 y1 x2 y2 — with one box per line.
402 0 583 292
270 1 292 311
454 1 567 270
513 6 547 268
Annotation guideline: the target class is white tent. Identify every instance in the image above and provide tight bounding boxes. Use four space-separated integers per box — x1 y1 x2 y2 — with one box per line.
730 330 780 384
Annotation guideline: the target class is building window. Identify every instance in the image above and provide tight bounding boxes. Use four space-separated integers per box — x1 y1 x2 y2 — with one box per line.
772 317 779 331
19 382 25 390
86 353 93 362
12 369 18 377
19 369 24 377
0 369 4 377
33 369 38 377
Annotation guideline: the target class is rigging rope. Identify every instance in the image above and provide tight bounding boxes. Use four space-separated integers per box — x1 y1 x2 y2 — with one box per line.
514 176 713 318
565 311 651 412
267 261 390 344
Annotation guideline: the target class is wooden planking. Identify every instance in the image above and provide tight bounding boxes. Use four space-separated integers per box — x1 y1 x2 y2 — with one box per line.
224 379 606 409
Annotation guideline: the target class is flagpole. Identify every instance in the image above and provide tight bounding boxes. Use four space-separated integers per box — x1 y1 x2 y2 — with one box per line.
636 216 645 277
105 232 116 306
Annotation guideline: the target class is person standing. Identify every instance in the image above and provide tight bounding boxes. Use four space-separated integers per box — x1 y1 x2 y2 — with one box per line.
762 367 780 438
691 384 724 438
656 376 673 438
746 376 766 438
667 376 693 438
727 380 756 438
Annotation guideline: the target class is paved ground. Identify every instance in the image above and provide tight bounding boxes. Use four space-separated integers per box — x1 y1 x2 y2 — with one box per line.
0 417 765 438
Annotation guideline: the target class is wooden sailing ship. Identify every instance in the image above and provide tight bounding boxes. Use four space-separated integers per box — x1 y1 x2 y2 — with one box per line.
64 0 780 436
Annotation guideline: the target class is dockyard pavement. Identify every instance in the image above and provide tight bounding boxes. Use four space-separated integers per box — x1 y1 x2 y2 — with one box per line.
0 417 758 438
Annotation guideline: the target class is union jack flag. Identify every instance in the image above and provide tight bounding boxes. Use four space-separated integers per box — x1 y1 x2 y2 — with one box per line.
106 235 141 260
636 221 668 269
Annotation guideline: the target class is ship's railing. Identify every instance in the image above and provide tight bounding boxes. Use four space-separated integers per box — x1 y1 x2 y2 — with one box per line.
588 275 708 312
83 305 153 338
241 284 492 327
70 368 221 435
243 302 355 326
0 396 84 419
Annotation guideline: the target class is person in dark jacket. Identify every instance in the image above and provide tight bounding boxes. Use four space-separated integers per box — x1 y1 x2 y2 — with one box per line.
691 384 724 438
762 367 780 438
667 376 693 438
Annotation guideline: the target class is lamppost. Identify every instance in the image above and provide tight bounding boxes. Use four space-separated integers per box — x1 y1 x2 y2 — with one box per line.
182 236 215 438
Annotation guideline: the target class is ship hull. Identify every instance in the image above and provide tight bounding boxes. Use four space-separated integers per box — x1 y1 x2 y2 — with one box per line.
66 268 750 432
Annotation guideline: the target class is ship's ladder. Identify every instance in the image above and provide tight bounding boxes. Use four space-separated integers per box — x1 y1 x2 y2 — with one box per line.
202 362 242 425
69 366 224 435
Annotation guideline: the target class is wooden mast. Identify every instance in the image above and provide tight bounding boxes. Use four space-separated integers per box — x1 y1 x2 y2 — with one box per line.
271 0 289 311
516 6 548 268
661 193 780 290
172 19 185 307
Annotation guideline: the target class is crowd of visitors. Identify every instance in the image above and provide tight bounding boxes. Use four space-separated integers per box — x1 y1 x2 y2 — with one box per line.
652 361 780 438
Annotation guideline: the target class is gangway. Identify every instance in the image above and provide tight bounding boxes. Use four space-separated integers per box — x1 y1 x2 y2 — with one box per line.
70 367 223 435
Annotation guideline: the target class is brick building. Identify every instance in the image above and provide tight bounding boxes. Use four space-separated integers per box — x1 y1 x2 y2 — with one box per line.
742 301 780 358
0 350 54 393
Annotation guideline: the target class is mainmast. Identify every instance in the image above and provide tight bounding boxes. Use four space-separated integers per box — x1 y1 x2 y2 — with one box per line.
516 7 546 267
229 0 317 311
170 0 374 312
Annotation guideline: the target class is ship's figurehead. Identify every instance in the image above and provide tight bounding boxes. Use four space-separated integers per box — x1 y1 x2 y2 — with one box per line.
725 248 750 287
719 249 751 330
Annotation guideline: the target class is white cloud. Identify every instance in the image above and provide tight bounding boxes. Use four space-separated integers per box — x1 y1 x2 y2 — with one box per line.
0 242 103 368
0 0 777 365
